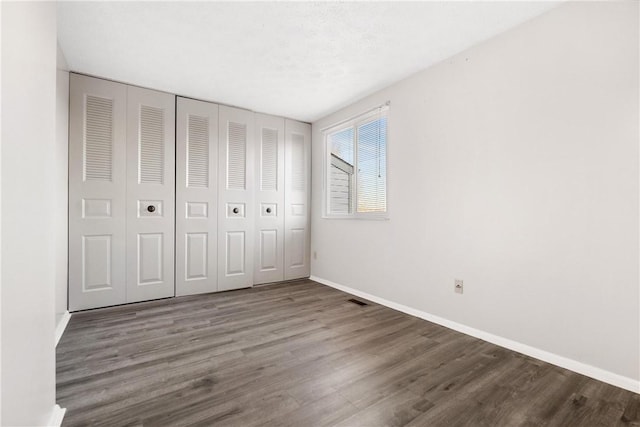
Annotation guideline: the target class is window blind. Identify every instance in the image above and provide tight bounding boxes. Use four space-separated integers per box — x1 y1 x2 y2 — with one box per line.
356 116 387 213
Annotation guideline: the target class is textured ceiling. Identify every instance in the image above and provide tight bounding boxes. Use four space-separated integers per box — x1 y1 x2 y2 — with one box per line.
57 1 559 123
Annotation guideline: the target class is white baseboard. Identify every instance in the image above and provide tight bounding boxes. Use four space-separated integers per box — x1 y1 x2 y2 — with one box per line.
55 310 71 347
310 275 640 394
48 404 66 427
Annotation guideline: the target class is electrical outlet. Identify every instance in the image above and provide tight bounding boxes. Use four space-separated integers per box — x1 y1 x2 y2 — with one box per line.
313 251 317 260
454 279 463 294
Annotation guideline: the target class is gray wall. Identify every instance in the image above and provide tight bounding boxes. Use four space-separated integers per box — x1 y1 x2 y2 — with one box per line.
1 2 59 425
311 1 639 384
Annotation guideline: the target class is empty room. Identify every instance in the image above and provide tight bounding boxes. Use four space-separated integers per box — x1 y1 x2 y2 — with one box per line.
1 0 639 426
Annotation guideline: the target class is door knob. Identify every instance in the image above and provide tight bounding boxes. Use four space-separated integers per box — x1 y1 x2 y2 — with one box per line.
147 205 156 213
233 207 239 214
266 207 272 214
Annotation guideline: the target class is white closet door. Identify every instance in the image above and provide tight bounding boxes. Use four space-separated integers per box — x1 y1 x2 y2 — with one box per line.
69 74 127 311
175 97 219 296
126 86 176 303
218 106 255 291
284 119 311 280
254 114 285 284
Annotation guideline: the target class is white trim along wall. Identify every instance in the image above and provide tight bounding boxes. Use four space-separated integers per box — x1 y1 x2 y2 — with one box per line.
311 276 639 393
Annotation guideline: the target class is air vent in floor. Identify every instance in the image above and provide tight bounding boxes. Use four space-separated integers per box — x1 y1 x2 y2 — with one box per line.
348 298 368 306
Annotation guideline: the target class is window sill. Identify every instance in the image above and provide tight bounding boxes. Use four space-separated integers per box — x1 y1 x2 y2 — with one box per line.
322 215 390 221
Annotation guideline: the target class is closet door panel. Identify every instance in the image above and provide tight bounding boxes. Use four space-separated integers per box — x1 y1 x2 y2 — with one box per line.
69 74 127 311
284 120 311 280
218 106 254 291
126 86 175 303
175 97 219 296
254 114 285 284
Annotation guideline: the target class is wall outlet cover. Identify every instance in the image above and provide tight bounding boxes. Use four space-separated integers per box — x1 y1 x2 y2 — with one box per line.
455 279 463 294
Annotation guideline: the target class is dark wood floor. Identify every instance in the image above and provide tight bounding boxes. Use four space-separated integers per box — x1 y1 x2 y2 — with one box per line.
57 279 639 427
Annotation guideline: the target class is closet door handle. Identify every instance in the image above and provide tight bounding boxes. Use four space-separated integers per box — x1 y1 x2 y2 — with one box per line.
266 207 272 214
233 207 239 214
147 205 156 213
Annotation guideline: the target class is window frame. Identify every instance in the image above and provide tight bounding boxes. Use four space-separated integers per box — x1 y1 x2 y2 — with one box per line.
323 105 389 220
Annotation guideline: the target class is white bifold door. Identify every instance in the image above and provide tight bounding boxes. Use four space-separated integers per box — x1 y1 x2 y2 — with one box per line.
284 120 311 280
125 86 175 303
218 106 255 291
254 114 285 284
70 74 310 309
175 97 219 296
69 74 175 311
69 75 128 310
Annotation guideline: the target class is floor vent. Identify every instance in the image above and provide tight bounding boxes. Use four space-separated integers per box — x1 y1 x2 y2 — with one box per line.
348 298 368 306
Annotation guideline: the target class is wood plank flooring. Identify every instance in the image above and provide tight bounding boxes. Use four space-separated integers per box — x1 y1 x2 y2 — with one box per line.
57 279 640 426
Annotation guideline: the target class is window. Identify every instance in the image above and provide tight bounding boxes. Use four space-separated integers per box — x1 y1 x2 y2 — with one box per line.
325 105 388 218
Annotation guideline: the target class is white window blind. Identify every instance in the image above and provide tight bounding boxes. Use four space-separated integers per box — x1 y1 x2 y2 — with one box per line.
357 116 387 213
325 105 388 218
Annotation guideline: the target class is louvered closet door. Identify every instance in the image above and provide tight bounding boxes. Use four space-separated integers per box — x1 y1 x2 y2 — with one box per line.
69 74 127 311
254 114 285 284
284 120 311 280
176 97 219 296
218 106 255 291
126 86 176 303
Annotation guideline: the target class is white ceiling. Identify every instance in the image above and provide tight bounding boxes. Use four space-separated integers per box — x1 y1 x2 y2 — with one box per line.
57 1 560 123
